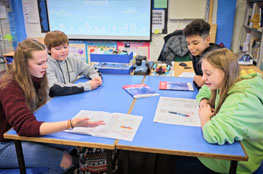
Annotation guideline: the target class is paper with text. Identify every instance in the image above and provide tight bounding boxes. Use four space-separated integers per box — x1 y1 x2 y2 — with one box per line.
65 110 143 141
154 97 200 127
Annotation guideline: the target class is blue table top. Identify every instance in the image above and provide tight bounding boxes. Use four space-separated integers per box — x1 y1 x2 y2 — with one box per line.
4 74 248 160
117 76 247 160
5 74 144 149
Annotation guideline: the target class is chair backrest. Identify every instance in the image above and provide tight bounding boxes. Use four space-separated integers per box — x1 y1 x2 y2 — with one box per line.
158 30 190 62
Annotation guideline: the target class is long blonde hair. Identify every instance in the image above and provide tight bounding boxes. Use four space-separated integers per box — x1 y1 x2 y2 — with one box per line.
0 39 48 111
201 48 240 114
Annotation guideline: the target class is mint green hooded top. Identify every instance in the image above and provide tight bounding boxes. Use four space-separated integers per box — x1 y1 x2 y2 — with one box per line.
196 73 263 174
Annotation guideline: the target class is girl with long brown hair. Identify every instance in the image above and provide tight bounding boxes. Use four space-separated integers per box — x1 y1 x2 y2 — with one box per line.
0 39 104 173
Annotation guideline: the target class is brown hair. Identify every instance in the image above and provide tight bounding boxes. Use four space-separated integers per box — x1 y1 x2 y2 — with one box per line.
201 48 240 114
0 39 48 111
44 30 69 51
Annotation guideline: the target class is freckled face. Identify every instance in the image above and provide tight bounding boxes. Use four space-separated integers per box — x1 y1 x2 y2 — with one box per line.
201 60 225 90
186 35 210 56
28 50 48 78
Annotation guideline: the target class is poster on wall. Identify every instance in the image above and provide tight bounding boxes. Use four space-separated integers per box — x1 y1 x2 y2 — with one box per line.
152 10 165 34
68 41 87 63
117 42 150 60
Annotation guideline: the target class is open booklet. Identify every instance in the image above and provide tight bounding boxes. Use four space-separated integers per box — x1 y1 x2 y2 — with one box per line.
64 110 143 141
153 97 200 127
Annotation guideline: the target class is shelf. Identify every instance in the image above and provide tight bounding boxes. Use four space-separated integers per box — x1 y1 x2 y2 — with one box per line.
243 25 262 34
240 1 263 69
247 0 263 3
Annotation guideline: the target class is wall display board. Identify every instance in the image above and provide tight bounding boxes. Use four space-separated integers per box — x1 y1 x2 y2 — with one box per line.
68 41 87 63
151 0 168 34
117 42 150 59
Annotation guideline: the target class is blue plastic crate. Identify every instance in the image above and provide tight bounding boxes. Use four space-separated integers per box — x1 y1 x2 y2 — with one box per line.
90 52 133 63
94 62 133 74
98 67 133 74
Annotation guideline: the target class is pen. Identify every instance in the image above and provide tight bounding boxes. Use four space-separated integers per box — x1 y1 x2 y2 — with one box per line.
168 111 190 117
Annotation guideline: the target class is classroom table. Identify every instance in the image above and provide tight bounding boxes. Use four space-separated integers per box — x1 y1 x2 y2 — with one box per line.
3 74 144 174
3 74 249 174
172 61 194 77
116 75 248 174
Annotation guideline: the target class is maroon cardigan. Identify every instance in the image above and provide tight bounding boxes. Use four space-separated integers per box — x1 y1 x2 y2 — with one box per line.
0 78 44 142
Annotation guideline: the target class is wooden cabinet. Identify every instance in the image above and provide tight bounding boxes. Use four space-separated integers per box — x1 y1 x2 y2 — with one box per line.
241 0 263 69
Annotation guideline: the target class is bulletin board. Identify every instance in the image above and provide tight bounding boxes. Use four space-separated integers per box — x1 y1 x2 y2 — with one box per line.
169 0 207 19
152 0 168 34
68 41 87 63
117 42 150 59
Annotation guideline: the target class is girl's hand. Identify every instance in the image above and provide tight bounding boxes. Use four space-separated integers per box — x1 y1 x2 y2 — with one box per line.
72 117 105 128
194 75 205 87
198 103 214 128
199 98 208 108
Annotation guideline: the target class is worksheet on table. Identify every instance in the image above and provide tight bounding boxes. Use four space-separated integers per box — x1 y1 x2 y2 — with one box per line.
154 97 200 127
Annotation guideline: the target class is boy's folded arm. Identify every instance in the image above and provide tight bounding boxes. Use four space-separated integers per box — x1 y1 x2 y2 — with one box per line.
49 83 86 97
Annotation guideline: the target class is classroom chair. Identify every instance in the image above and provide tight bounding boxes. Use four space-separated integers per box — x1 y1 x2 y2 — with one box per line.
254 161 263 174
0 167 48 174
0 56 6 73
157 30 191 64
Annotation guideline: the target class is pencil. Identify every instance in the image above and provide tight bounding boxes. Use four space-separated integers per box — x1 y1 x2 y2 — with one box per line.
168 111 190 117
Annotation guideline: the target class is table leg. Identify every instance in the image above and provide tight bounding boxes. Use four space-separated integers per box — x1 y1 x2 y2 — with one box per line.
107 150 113 174
229 160 238 174
14 140 26 174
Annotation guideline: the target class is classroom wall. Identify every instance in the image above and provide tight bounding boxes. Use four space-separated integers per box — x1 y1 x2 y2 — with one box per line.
11 0 26 44
216 0 236 49
150 0 218 60
150 20 192 61
10 0 240 61
232 0 246 54
21 0 194 61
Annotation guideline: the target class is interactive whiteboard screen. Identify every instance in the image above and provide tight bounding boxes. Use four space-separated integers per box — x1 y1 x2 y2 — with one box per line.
46 0 152 41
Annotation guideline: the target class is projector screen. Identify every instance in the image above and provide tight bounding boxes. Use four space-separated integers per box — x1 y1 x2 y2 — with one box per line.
46 0 152 41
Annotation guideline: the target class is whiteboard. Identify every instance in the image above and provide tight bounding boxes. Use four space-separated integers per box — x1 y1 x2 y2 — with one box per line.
169 0 207 19
46 0 152 41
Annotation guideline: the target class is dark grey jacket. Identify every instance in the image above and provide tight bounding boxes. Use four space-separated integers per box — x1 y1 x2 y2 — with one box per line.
158 30 189 62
